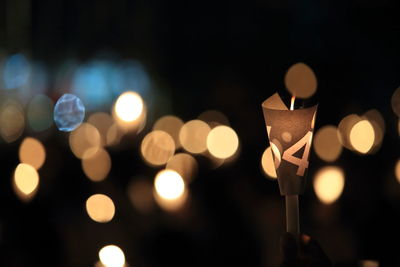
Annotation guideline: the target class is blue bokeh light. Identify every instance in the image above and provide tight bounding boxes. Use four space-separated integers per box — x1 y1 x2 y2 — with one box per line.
71 61 118 110
117 60 151 98
70 59 152 111
53 94 85 132
3 54 30 89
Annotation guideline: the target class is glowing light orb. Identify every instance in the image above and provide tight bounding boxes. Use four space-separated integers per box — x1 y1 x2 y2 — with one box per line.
398 120 400 136
313 125 342 162
154 187 188 212
106 123 123 146
206 126 239 159
14 163 39 197
349 120 375 154
179 120 210 154
362 109 385 153
0 100 25 143
261 146 277 179
19 137 46 170
313 166 345 204
69 123 101 159
86 194 115 223
153 115 184 148
337 114 361 150
114 91 143 122
82 147 111 182
71 61 114 111
166 153 198 182
88 112 114 146
140 130 175 166
54 94 85 132
284 62 317 99
395 159 400 183
360 260 379 267
198 110 230 128
99 245 125 267
154 170 185 200
3 53 30 89
391 87 400 117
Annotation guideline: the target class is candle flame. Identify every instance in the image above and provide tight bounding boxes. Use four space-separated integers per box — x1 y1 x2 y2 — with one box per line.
290 96 296 110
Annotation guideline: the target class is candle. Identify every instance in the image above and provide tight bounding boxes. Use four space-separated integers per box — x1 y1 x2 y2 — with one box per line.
262 93 317 235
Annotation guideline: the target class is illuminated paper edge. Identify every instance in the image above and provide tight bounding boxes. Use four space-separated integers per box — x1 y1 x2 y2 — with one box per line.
262 93 289 111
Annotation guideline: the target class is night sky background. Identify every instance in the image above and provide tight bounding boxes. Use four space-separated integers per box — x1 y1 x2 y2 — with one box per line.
1 0 400 266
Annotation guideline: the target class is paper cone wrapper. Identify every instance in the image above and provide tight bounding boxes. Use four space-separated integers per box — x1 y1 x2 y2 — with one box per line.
262 93 317 195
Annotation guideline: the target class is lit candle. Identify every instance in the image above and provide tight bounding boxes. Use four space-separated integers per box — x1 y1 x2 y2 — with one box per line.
290 96 295 111
262 93 317 235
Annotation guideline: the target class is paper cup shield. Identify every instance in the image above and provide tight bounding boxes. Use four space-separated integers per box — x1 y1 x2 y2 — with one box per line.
262 93 317 195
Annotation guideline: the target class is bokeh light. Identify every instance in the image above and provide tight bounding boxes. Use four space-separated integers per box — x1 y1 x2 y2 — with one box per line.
128 179 155 213
140 130 175 166
284 62 317 99
270 141 282 169
112 92 147 133
338 114 362 150
153 187 189 212
166 153 198 182
395 159 400 183
360 260 379 267
206 125 239 159
86 194 115 223
69 123 101 159
153 115 184 148
154 169 185 200
3 53 30 89
19 137 46 170
88 112 114 146
363 109 385 153
313 125 342 162
114 91 143 122
179 120 211 154
13 163 39 201
71 61 114 110
0 99 25 143
313 166 345 205
391 87 400 117
154 170 187 211
154 185 188 212
54 93 85 132
82 147 111 182
261 146 277 179
198 110 230 128
106 123 124 146
99 245 125 267
349 120 375 154
398 119 400 136
27 94 54 132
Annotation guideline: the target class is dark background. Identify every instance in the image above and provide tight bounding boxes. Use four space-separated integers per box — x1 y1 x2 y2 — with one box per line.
1 0 400 266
